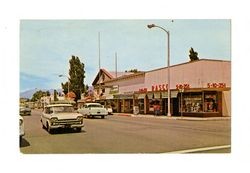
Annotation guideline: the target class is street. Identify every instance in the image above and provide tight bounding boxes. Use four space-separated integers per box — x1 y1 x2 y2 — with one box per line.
20 109 231 154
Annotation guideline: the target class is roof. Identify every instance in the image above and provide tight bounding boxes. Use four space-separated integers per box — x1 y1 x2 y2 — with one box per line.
146 58 231 73
84 103 102 105
46 104 73 107
92 68 136 85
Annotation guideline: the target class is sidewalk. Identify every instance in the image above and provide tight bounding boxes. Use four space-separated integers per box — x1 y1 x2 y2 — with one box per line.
113 113 231 121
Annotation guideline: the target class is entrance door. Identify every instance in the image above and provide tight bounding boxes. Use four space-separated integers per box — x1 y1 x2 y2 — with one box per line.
172 98 179 116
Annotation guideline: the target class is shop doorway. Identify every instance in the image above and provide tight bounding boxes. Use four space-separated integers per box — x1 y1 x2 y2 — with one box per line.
172 98 179 116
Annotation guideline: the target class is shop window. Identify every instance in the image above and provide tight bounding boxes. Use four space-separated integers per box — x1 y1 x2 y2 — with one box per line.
182 93 203 113
204 92 218 112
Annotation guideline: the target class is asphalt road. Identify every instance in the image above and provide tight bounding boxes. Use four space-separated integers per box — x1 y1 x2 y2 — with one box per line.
20 109 231 154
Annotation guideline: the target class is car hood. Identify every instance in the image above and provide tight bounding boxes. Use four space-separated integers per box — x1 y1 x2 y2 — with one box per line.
52 112 82 120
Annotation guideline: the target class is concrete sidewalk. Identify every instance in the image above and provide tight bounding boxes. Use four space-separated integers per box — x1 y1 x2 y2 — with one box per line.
113 113 231 121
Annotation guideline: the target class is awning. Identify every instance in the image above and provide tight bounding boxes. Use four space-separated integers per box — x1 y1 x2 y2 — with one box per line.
138 93 146 99
161 91 178 98
171 91 178 98
154 92 161 99
147 93 153 99
161 92 168 98
120 94 133 99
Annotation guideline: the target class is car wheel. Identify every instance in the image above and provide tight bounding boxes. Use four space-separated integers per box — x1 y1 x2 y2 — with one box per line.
76 127 81 132
19 136 22 145
101 115 104 119
47 122 53 134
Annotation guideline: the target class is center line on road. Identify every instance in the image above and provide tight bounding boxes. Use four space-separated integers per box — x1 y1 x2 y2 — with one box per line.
165 145 231 153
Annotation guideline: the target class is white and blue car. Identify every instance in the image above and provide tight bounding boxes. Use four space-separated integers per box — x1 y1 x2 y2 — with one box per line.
78 103 108 119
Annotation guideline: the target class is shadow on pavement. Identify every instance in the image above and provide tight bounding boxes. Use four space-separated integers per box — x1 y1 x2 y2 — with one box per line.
49 128 86 135
20 138 30 148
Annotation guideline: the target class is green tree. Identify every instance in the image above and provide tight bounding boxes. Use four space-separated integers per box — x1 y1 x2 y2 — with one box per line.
61 55 85 101
189 47 199 61
53 90 58 101
46 90 51 96
31 90 46 102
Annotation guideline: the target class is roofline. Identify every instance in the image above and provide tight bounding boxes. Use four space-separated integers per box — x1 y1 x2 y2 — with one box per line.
46 104 73 107
146 58 231 73
102 72 145 84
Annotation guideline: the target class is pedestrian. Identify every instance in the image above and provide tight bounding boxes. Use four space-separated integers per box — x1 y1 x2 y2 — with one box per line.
154 104 160 116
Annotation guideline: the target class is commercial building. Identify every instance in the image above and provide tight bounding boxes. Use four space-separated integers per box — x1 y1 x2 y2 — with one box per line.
92 59 231 117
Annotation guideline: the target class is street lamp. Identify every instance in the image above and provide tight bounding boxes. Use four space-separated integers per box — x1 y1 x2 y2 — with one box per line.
59 74 70 96
147 24 171 116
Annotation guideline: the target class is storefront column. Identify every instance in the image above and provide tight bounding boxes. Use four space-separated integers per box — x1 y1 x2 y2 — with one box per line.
122 99 125 113
144 97 147 114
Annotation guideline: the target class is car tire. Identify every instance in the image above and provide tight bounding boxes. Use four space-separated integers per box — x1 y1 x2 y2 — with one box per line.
101 115 104 119
76 127 81 132
47 122 53 134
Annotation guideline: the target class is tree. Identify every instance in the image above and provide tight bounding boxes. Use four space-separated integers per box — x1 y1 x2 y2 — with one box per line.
189 47 199 61
53 90 58 101
46 90 51 96
31 90 46 102
61 55 85 101
125 69 139 73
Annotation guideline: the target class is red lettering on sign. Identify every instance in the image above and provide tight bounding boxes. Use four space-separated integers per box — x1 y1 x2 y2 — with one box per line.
207 83 226 88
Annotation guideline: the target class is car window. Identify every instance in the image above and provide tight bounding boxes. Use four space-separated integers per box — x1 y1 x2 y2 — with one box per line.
53 106 74 113
88 104 103 108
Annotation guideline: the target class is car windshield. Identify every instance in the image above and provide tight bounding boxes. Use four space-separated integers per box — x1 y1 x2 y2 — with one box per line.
88 104 103 108
53 106 74 113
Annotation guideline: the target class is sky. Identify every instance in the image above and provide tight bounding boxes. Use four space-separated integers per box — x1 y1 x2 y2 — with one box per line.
20 19 231 92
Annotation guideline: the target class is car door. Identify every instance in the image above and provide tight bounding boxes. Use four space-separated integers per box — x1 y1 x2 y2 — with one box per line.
41 107 52 126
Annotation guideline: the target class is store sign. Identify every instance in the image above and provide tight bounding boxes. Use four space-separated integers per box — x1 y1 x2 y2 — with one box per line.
152 84 168 91
109 85 119 94
207 83 226 88
139 88 147 93
176 84 190 89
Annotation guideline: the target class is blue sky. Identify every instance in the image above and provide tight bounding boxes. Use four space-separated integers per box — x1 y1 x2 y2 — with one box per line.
20 19 231 92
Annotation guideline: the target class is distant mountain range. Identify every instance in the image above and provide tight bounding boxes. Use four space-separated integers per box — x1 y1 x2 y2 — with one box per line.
20 89 63 99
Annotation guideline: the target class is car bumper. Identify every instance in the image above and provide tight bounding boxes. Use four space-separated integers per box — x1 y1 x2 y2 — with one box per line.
50 124 84 129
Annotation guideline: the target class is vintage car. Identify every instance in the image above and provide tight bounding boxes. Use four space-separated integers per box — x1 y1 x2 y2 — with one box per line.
78 103 108 119
19 106 31 116
41 104 84 133
106 105 113 115
19 116 25 142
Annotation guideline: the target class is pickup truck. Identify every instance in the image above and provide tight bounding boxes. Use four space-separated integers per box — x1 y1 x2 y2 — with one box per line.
77 103 108 119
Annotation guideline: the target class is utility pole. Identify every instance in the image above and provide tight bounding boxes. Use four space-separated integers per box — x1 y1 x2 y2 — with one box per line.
115 52 117 78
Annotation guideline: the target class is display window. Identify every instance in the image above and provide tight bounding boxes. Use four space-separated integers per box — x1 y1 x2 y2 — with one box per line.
204 92 218 112
182 92 203 113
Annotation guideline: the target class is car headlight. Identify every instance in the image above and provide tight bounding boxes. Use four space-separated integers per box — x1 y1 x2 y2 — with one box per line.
50 117 58 122
77 116 84 121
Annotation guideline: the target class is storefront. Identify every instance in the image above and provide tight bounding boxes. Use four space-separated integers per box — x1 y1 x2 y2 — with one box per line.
178 90 225 117
92 59 231 117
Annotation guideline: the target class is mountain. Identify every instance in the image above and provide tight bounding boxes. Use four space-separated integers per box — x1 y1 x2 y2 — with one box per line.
20 89 63 99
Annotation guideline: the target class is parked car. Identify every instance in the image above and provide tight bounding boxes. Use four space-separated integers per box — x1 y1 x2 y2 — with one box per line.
78 103 108 119
106 105 113 115
41 104 84 133
19 106 31 116
19 116 25 143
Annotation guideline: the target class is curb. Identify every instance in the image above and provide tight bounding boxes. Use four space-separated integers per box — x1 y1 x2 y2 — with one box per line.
113 113 231 121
